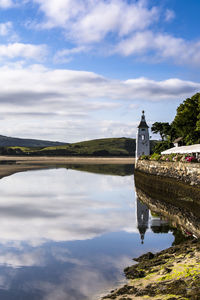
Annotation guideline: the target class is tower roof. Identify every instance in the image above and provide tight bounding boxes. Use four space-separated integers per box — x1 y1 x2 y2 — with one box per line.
138 110 149 128
138 226 148 244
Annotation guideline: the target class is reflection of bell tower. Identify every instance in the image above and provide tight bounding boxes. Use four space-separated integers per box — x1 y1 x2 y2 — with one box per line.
135 111 150 160
136 198 149 244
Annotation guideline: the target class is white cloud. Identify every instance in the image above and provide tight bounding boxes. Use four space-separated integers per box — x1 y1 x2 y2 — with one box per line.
0 0 13 8
54 46 88 63
0 64 198 140
116 31 200 66
0 64 199 104
33 0 158 43
0 22 12 36
0 43 47 61
0 22 19 42
165 9 175 22
27 0 200 67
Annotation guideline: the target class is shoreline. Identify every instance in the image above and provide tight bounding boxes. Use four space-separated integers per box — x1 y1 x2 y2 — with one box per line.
0 155 135 165
102 239 200 299
101 170 200 299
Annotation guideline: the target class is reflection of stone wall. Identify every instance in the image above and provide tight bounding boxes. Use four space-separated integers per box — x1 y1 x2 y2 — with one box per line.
134 169 200 203
136 160 200 185
135 186 200 239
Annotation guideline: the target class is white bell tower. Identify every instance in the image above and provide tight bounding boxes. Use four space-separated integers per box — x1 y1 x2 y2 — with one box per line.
135 111 150 160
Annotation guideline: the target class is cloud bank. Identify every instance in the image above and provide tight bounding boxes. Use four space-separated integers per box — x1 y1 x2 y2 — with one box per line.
0 64 198 141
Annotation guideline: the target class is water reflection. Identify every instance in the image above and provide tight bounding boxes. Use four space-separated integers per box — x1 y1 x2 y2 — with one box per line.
134 170 200 239
65 163 134 176
136 197 170 244
136 197 149 244
0 166 182 299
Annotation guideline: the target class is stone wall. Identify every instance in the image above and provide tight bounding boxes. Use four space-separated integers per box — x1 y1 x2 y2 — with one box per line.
136 160 200 185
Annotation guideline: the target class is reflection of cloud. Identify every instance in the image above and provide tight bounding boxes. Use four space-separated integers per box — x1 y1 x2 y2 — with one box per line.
0 169 136 245
35 254 131 300
0 248 46 268
0 237 133 299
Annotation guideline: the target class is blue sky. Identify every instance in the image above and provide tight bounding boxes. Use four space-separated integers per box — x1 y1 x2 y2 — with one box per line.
0 0 200 142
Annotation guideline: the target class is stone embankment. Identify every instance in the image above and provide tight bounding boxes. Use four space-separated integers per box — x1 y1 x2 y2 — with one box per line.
136 160 200 185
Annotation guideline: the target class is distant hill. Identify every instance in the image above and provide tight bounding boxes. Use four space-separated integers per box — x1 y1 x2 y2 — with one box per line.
0 135 66 147
0 137 157 157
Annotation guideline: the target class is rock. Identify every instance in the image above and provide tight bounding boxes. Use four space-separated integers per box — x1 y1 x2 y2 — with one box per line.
133 251 155 262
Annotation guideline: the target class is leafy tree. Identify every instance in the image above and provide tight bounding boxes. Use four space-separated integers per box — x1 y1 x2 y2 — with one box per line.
153 141 173 154
172 93 200 145
151 122 171 141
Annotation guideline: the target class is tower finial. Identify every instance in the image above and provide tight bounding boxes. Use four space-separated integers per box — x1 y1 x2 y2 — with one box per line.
142 110 145 114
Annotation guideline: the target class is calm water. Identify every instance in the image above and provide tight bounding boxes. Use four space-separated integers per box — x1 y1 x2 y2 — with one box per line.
0 166 177 299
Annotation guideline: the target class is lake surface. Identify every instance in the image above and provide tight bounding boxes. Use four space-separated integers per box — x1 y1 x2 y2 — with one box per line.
0 165 180 299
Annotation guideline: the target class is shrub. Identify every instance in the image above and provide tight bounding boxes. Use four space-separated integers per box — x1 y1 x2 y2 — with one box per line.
140 155 149 160
185 156 197 163
138 153 199 163
150 153 162 161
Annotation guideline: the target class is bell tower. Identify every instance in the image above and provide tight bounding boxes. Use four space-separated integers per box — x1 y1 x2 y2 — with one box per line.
135 111 150 160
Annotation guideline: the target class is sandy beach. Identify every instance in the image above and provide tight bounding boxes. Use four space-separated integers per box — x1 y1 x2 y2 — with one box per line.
0 156 135 164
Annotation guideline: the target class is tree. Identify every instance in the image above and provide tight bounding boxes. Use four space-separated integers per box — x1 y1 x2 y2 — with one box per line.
151 122 171 141
151 92 200 154
172 93 200 145
153 140 172 154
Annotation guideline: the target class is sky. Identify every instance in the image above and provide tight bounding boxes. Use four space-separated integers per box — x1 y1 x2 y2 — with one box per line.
0 0 200 142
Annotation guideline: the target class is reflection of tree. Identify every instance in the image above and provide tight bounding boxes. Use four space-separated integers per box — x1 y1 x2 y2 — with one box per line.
171 228 193 246
151 225 170 234
65 164 134 176
150 215 169 233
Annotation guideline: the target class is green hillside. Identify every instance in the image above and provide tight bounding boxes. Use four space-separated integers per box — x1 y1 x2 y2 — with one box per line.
0 134 66 147
0 137 157 157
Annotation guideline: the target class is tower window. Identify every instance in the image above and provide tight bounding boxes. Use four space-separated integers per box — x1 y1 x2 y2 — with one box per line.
142 135 145 140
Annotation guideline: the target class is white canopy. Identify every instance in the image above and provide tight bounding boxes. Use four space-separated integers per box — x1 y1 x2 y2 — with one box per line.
161 144 200 155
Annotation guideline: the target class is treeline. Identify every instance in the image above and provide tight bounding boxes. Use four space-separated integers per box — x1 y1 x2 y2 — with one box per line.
152 92 200 153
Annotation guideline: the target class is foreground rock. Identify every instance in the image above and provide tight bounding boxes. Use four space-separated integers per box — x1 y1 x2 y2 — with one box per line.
102 239 200 299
